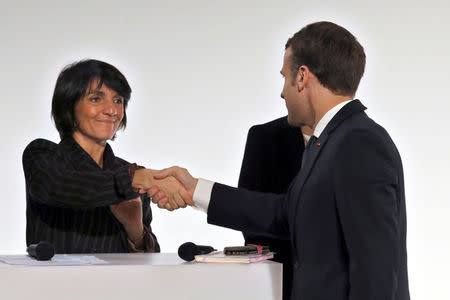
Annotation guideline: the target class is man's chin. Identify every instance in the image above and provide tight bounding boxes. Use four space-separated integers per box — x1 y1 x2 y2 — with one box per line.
287 115 303 128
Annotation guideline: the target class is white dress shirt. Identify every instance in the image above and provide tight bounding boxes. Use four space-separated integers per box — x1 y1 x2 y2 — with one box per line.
193 99 354 212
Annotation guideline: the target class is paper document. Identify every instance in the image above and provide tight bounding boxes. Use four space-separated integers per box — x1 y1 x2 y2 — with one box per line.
0 255 108 266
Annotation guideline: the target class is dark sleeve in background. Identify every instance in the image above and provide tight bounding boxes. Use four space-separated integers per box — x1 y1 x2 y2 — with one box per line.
23 139 138 209
237 117 304 300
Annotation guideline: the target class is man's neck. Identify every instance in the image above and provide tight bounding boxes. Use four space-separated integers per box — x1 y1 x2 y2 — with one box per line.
310 91 353 131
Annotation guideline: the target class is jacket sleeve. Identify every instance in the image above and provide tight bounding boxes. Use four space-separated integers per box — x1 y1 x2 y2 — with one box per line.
208 183 289 240
334 130 401 300
23 139 139 209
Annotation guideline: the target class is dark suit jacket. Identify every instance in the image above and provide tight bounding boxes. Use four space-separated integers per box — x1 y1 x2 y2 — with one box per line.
238 116 304 300
208 100 410 300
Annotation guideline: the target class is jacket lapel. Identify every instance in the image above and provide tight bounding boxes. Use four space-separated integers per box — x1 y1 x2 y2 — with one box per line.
289 100 367 250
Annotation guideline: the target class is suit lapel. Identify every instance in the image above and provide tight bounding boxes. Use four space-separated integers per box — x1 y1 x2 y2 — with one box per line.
289 100 367 251
290 133 329 216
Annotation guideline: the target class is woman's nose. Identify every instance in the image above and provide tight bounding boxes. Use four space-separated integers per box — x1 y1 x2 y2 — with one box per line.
103 100 117 116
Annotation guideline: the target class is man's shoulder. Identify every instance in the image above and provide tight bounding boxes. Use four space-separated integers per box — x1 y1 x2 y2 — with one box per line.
330 112 400 164
249 116 299 137
253 116 289 130
335 112 393 144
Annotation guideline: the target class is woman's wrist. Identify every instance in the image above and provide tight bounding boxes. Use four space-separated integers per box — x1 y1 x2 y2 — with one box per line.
131 169 157 190
125 223 145 246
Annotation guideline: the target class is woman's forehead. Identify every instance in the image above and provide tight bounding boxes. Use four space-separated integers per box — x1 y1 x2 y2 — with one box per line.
85 78 120 96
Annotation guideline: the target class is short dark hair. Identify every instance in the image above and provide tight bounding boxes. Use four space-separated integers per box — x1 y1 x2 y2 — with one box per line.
285 21 365 96
51 59 132 140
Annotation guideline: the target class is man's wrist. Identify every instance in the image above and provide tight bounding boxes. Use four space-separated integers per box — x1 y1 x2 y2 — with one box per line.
192 178 214 213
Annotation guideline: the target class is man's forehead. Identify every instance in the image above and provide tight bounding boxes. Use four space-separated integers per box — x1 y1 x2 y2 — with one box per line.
285 46 293 58
282 48 292 69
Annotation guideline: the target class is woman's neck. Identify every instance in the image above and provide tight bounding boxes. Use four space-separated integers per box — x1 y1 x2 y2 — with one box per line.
72 132 106 168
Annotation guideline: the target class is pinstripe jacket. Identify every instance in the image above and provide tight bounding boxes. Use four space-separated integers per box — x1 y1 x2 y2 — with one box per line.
23 137 160 253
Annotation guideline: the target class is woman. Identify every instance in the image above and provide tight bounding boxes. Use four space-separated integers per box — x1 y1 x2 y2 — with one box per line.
23 59 160 253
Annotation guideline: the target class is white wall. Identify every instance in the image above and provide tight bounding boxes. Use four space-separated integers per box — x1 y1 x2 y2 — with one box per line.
1 0 449 298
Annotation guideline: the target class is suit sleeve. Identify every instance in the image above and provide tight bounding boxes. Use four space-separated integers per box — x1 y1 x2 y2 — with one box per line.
23 139 138 209
207 183 289 240
334 130 400 300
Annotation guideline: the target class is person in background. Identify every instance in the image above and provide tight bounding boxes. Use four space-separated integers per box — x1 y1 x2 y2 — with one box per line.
238 117 311 300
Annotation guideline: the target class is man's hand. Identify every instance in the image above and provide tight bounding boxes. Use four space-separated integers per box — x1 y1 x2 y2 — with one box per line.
133 169 190 211
109 197 144 245
147 166 198 209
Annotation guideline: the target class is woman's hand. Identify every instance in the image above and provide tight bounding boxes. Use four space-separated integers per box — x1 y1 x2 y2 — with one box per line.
109 197 144 245
133 169 191 210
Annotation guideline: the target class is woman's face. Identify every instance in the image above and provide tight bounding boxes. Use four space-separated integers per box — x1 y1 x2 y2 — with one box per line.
73 79 124 145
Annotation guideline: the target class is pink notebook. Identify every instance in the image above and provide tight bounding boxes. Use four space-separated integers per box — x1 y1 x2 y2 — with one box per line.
195 251 274 264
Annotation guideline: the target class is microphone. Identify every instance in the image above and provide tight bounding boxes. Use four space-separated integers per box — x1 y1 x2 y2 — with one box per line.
27 241 55 261
178 242 216 261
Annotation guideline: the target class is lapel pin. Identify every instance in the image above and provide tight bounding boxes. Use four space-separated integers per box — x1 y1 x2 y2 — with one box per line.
316 142 321 147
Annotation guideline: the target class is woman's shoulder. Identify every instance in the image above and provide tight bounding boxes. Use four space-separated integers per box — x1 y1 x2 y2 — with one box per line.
24 138 58 153
113 155 131 167
23 138 59 162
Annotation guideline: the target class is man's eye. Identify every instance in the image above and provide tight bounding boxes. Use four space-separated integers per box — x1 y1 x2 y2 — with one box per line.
114 98 123 104
89 97 100 102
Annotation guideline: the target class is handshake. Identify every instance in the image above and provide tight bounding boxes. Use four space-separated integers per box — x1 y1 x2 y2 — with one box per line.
132 167 198 211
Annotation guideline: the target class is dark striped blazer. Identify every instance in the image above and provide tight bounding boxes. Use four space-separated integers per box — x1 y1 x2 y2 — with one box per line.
23 137 160 253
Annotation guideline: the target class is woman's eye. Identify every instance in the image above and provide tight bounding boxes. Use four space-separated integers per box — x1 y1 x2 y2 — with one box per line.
114 98 123 104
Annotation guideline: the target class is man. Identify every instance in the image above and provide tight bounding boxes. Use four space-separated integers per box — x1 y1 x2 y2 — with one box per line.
148 21 410 300
239 117 310 300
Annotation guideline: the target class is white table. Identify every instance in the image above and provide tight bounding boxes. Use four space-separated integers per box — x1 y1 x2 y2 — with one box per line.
0 253 282 300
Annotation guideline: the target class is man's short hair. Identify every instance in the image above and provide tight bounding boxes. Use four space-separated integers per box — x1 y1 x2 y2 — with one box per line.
51 59 132 140
285 21 365 96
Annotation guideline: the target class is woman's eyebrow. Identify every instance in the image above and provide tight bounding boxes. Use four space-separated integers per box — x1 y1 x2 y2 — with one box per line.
87 90 104 96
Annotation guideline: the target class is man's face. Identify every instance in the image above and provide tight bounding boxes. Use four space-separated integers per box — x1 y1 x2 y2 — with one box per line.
280 48 313 127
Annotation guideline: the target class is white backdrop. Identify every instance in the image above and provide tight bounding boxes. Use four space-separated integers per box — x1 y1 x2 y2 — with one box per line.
1 0 449 298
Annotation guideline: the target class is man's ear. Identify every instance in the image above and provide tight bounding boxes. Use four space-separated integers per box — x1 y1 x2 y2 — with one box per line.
296 65 309 92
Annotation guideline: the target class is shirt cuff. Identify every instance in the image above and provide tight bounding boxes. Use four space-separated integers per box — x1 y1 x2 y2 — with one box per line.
114 164 140 200
193 178 215 213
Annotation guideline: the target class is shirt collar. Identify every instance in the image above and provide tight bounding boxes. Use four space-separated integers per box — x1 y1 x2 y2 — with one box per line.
302 133 311 146
313 99 354 138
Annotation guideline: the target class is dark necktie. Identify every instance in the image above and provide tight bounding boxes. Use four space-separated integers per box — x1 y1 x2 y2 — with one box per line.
301 135 317 170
